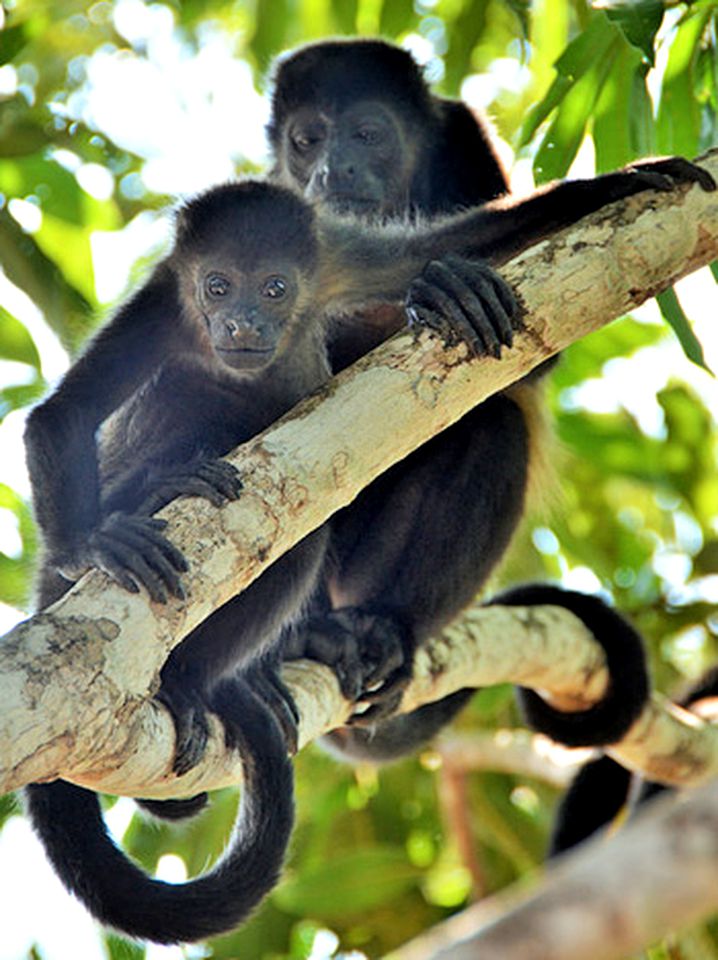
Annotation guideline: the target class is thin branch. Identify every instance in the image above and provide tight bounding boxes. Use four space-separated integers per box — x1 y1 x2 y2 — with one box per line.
2 149 718 799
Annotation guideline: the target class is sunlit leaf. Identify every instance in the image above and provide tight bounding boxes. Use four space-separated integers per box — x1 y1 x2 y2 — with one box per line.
656 5 712 156
521 13 617 147
657 287 712 373
0 209 92 351
594 46 653 171
601 0 664 65
0 308 40 368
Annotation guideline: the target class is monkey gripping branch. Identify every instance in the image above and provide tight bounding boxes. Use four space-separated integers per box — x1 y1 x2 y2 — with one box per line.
1 149 718 805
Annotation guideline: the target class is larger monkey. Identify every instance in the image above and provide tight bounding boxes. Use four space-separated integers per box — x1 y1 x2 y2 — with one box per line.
268 38 660 757
24 164 714 942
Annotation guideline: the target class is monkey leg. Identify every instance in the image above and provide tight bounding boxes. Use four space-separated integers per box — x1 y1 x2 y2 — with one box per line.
292 394 529 758
157 526 329 775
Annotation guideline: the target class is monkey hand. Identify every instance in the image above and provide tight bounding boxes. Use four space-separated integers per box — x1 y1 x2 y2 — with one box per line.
621 157 716 195
137 458 243 516
286 608 414 724
405 254 520 359
55 512 188 603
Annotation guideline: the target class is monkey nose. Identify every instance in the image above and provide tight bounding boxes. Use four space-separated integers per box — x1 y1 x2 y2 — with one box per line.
225 319 240 337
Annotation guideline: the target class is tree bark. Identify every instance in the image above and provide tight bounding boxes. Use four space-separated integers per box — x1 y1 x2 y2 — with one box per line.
1 149 717 800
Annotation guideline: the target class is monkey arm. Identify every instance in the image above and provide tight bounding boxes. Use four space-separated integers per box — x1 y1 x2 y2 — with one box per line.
318 157 715 315
24 264 187 576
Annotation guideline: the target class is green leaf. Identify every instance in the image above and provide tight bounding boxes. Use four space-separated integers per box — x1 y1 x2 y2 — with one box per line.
0 208 93 352
534 41 618 182
521 12 618 146
0 154 84 225
657 287 713 373
594 44 651 171
710 260 718 284
330 0 359 33
250 0 291 69
552 318 665 389
442 0 491 96
602 0 665 65
0 22 30 65
656 5 713 155
275 847 420 917
0 308 41 368
379 0 417 39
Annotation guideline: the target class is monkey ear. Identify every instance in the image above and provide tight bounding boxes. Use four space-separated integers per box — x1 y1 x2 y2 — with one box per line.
431 100 508 210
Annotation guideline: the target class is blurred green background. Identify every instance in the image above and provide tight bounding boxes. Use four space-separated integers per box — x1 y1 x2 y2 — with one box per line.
1 1 718 958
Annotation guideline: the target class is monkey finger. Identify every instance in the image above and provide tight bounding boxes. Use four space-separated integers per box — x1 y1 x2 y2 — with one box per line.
632 158 716 192
408 276 494 356
100 525 187 601
420 265 503 357
92 533 167 601
123 518 189 576
444 254 520 343
428 259 515 352
195 459 244 500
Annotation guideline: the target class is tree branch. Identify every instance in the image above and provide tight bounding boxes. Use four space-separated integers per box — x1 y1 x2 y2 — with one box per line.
389 779 718 960
2 149 718 799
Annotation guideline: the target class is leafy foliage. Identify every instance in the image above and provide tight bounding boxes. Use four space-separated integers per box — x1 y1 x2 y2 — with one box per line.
0 1 717 958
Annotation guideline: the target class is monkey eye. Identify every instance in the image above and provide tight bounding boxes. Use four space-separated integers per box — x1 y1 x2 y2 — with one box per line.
205 274 230 298
261 276 288 300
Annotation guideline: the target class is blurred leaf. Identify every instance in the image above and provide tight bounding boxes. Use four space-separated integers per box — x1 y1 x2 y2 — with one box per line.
693 540 718 576
657 287 712 373
331 0 359 33
442 0 491 96
0 380 46 422
0 793 18 830
521 13 617 148
0 309 41 368
275 847 420 917
33 212 96 303
594 47 653 170
250 0 291 68
552 317 665 390
601 0 664 64
0 154 84 225
0 111 51 157
105 934 145 960
0 22 30 65
656 5 712 156
379 0 417 39
0 208 92 352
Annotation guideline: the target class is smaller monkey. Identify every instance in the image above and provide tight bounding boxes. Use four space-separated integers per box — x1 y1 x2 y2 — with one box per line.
25 181 335 944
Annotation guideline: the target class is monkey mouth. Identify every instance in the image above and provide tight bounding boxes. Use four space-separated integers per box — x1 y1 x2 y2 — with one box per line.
325 194 380 215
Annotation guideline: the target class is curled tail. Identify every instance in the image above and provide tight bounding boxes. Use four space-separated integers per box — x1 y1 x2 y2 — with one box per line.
24 678 294 944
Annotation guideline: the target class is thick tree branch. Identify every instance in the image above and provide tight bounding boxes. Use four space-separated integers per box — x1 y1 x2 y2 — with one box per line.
1 149 717 799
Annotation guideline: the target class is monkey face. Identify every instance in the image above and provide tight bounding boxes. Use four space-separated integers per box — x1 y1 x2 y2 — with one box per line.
281 101 416 217
197 263 301 372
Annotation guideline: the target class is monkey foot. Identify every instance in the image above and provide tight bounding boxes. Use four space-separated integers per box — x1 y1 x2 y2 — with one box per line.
243 662 300 754
288 607 414 724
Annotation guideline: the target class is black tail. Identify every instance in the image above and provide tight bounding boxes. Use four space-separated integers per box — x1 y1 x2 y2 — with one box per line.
490 584 649 747
24 678 295 944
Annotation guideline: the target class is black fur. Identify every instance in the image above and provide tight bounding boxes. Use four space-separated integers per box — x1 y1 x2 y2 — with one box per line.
24 181 330 943
23 140 715 939
549 666 718 856
267 39 714 760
